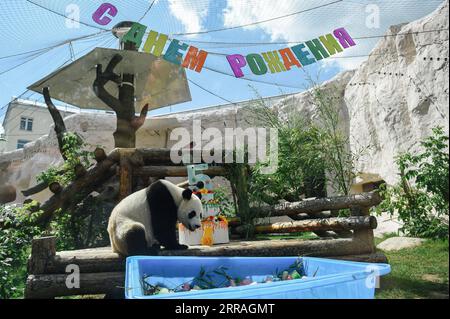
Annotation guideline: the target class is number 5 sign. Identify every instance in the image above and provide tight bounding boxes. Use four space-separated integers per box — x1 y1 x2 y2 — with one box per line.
187 164 213 201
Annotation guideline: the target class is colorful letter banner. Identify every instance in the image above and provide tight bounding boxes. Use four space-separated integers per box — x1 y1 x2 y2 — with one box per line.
123 23 356 77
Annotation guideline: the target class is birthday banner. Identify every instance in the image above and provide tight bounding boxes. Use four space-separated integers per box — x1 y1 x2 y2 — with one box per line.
123 23 357 78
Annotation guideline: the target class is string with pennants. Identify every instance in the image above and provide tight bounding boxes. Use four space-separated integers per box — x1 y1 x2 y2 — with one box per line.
122 22 357 78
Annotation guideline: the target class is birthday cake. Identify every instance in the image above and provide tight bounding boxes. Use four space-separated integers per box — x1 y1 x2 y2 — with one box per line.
178 213 229 246
178 164 230 246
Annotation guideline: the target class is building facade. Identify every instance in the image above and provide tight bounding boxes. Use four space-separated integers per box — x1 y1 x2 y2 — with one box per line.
1 99 79 153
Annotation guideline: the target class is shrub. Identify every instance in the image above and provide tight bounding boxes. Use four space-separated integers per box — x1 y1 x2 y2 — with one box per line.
376 127 449 239
0 203 44 299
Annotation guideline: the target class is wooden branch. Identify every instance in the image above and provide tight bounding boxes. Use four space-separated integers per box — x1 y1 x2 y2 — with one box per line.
235 216 377 235
36 149 121 225
22 169 66 197
49 182 62 194
93 54 123 112
22 182 49 197
43 87 67 161
251 192 381 217
131 104 149 130
133 165 227 178
74 164 87 179
94 148 107 163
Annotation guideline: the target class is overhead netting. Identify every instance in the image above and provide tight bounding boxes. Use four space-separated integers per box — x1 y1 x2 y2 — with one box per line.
0 0 447 113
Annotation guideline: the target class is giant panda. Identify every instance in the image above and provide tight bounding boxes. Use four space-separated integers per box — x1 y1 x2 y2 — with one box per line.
108 180 203 256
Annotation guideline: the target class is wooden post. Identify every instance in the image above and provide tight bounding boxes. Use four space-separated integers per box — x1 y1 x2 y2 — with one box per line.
119 150 134 201
27 237 56 276
351 206 376 253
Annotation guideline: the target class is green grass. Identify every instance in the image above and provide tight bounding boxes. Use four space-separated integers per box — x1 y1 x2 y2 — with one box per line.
376 236 449 299
264 232 449 299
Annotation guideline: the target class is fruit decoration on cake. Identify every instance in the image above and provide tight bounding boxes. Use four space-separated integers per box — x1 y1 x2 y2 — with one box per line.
178 164 230 246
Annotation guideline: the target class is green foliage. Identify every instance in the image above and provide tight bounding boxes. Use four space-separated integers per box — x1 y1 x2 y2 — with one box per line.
0 134 109 299
0 203 45 299
376 127 449 239
247 99 327 206
310 85 368 196
213 188 236 218
37 132 93 186
51 198 111 251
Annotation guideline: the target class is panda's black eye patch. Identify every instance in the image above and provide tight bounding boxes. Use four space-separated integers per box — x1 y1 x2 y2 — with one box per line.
188 211 196 219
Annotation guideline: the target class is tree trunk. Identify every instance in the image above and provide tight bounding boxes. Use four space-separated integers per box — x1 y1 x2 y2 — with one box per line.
93 42 148 149
115 40 137 148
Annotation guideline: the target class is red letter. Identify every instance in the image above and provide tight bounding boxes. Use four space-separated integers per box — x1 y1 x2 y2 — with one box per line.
279 48 301 70
182 46 208 73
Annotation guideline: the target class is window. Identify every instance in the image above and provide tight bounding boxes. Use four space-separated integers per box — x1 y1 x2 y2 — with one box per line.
17 139 31 149
20 117 33 131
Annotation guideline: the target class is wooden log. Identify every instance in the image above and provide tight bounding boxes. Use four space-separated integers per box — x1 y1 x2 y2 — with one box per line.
22 182 49 197
136 148 184 165
38 238 374 274
43 87 68 161
292 212 332 220
49 182 62 194
74 164 87 179
25 272 124 299
119 150 133 201
351 206 376 253
94 147 107 163
28 237 56 275
134 149 229 166
251 192 381 217
133 166 227 178
235 216 377 235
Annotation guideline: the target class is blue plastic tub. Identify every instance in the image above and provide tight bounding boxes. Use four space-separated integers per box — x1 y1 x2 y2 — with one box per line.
125 256 390 299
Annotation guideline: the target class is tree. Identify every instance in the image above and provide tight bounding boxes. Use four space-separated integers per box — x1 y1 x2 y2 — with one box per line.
93 42 148 148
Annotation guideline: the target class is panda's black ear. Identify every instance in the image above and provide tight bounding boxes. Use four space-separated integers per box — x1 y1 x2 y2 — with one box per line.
182 189 193 200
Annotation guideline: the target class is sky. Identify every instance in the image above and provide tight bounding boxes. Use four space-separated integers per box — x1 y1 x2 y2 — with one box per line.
0 0 445 125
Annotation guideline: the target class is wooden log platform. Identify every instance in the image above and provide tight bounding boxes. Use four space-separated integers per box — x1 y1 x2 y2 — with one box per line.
26 239 387 298
25 238 387 298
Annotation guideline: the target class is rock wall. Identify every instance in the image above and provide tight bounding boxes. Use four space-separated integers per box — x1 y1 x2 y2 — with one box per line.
346 1 449 185
277 1 449 186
